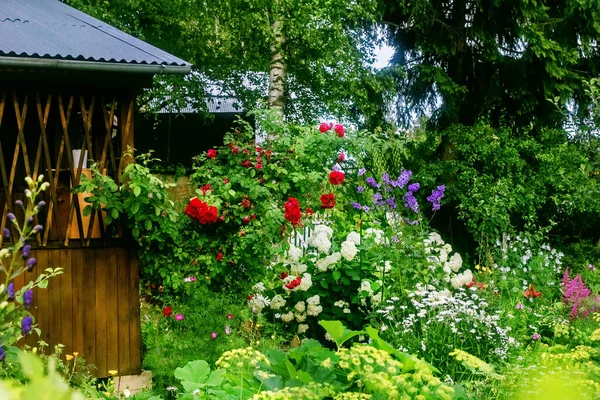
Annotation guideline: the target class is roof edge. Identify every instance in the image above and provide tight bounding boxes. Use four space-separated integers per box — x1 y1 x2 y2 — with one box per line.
0 56 191 75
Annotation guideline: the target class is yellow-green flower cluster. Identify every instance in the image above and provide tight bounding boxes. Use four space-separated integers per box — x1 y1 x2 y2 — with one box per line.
449 349 495 375
337 344 454 400
251 382 335 399
590 328 600 342
545 345 596 362
333 393 372 400
216 347 269 370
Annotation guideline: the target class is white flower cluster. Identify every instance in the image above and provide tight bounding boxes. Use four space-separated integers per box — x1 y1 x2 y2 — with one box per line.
359 280 382 306
450 269 473 289
306 294 322 316
341 240 359 261
308 225 334 253
248 293 270 312
379 285 517 359
290 263 308 275
288 245 303 263
315 252 341 272
364 228 386 245
270 295 286 310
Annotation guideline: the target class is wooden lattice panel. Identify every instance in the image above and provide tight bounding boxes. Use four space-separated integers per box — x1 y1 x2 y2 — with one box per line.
0 90 135 248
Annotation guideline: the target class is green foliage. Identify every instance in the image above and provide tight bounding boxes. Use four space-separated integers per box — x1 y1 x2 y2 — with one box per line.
318 320 364 350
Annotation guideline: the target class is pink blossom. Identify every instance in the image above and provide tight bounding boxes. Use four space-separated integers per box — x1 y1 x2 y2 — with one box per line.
175 314 184 321
211 332 218 339
532 333 540 340
227 313 234 319
225 325 231 335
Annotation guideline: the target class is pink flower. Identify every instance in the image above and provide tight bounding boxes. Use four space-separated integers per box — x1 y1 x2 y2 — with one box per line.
207 149 217 158
227 313 234 319
225 325 231 335
211 332 218 339
515 302 524 310
337 152 345 162
334 124 345 137
319 122 333 133
532 333 540 340
175 313 184 321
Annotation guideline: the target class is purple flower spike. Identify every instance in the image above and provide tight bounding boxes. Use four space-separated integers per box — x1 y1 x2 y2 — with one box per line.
0 346 4 361
358 168 366 176
7 213 15 221
33 225 43 233
396 170 412 188
37 201 46 209
7 282 14 301
408 183 420 192
27 258 36 272
3 228 9 239
427 185 446 211
21 316 33 335
22 245 31 259
23 289 33 308
15 200 23 208
26 217 33 225
403 191 419 213
357 186 365 193
351 202 362 210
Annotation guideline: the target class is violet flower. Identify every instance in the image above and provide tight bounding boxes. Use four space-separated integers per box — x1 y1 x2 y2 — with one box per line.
23 290 33 308
7 282 14 301
21 316 33 335
22 245 31 259
403 191 419 213
0 346 4 361
427 185 445 211
3 228 9 238
358 168 366 176
26 258 36 272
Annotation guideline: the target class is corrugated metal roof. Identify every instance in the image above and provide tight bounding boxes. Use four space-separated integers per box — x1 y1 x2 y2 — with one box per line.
156 97 244 114
0 0 191 73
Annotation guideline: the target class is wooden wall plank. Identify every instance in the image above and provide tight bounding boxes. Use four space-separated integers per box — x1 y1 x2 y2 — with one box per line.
106 247 119 376
82 248 96 365
94 248 108 377
60 249 73 356
128 246 141 375
117 248 130 374
48 249 61 350
71 249 84 358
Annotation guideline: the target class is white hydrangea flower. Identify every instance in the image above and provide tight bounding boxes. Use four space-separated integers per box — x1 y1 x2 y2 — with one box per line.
341 240 359 261
281 311 294 323
443 243 452 253
306 295 320 305
295 301 306 313
307 304 322 316
446 253 463 272
298 273 312 291
343 308 351 314
309 233 332 253
450 269 473 289
248 294 270 311
313 225 333 239
295 312 307 322
290 263 308 275
346 231 361 245
252 282 266 292
360 280 373 295
334 300 349 308
270 295 286 310
298 324 309 334
439 248 449 263
288 245 303 263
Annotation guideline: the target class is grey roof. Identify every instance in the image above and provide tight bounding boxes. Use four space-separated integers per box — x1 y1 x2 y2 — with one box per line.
159 97 244 114
0 0 191 74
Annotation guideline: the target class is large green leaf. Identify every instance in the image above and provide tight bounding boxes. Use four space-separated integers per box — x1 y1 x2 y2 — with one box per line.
174 360 225 393
318 320 364 350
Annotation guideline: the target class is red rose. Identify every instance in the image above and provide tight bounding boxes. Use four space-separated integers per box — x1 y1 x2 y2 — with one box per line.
337 152 345 162
163 306 172 317
266 149 272 159
284 197 302 227
241 199 250 208
233 147 239 154
185 197 219 224
280 271 289 280
256 147 265 156
241 160 253 168
329 171 345 185
319 122 333 133
334 124 345 137
201 184 212 195
320 193 335 209
305 207 314 216
224 178 229 184
251 214 257 220
256 163 263 169
247 294 254 301
216 252 223 261
207 149 217 158
243 216 250 224
243 149 250 155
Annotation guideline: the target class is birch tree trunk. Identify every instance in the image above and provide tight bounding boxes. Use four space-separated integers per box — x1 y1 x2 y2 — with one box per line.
268 7 286 117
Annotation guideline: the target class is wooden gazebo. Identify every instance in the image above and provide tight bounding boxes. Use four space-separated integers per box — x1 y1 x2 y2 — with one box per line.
0 0 191 377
